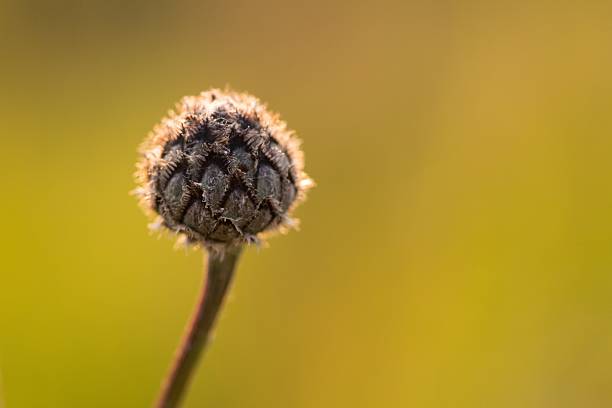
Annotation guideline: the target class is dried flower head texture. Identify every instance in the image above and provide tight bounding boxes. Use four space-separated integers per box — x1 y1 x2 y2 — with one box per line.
135 89 312 248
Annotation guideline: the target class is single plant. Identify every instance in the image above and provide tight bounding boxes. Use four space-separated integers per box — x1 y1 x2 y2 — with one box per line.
134 89 312 408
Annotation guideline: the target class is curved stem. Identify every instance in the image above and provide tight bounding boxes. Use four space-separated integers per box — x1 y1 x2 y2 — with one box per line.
155 245 243 408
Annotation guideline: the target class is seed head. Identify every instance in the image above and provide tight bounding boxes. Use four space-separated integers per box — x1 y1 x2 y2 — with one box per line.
135 89 312 249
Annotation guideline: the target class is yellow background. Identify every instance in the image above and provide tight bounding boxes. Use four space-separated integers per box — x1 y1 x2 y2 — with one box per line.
1 1 611 407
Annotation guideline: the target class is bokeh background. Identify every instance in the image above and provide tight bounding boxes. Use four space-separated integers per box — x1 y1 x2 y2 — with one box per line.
1 0 612 407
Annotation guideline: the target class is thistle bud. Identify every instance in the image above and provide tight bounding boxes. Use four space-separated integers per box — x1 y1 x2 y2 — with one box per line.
135 89 312 248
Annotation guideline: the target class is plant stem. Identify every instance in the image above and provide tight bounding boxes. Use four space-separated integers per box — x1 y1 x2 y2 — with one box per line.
155 245 243 408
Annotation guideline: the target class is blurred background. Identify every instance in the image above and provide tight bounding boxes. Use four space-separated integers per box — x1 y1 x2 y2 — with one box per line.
1 0 612 407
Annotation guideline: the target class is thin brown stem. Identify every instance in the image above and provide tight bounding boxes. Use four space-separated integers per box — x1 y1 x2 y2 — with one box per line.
155 245 243 408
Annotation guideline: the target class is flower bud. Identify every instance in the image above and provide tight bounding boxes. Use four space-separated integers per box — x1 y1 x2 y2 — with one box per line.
135 89 312 247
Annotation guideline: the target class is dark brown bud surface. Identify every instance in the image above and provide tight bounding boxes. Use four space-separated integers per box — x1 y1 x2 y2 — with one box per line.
135 89 312 248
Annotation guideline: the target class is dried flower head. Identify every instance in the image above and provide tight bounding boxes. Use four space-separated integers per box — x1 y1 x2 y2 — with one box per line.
135 89 312 249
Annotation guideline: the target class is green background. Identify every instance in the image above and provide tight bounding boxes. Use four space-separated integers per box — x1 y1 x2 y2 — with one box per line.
1 1 612 407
